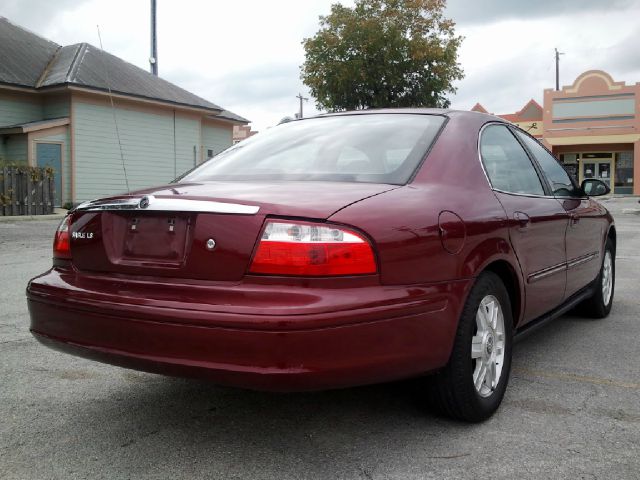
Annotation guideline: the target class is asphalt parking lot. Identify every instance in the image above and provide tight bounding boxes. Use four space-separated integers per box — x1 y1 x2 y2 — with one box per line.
1 198 639 480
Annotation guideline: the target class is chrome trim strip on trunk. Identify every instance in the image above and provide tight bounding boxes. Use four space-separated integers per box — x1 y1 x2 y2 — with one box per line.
75 195 260 215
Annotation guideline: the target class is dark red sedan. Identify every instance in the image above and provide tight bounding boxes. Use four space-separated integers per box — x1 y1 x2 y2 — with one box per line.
28 110 615 422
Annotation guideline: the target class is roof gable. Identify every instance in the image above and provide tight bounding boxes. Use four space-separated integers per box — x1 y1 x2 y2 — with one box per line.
518 99 542 120
0 17 247 122
471 102 489 113
37 43 83 87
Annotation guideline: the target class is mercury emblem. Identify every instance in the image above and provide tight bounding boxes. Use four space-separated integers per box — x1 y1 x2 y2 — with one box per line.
486 335 494 355
139 196 151 209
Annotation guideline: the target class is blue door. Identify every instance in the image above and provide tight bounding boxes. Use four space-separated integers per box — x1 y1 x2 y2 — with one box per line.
36 143 62 207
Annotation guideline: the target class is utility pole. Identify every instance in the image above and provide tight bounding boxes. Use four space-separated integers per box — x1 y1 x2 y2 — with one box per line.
555 48 564 91
296 93 308 119
150 0 158 75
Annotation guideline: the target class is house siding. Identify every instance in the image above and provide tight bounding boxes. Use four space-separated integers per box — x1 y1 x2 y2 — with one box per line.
72 100 204 202
0 94 42 126
202 122 232 159
5 135 27 162
43 95 70 119
174 115 200 174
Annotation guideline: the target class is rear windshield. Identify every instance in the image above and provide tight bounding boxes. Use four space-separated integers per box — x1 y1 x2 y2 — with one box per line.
181 114 445 185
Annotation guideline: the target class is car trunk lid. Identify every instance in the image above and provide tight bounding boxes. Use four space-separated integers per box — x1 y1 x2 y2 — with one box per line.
69 181 397 281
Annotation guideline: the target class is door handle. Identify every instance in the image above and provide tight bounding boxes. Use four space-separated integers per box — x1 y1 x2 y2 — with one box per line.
570 213 580 226
514 211 530 230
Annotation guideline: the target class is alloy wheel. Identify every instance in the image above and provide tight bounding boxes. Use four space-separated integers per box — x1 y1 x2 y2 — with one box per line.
602 250 613 306
471 295 506 398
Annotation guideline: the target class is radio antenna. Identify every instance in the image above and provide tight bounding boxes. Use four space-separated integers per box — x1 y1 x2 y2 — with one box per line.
96 25 130 192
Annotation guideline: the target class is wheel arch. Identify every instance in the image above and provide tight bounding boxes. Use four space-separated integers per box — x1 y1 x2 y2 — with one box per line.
479 259 524 328
461 235 525 328
606 224 616 252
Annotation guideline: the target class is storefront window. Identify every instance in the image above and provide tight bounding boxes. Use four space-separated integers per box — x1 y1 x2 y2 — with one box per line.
559 153 579 182
583 162 595 179
615 152 634 191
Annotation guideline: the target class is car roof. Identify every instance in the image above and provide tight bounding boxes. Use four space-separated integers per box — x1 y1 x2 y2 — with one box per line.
315 108 507 124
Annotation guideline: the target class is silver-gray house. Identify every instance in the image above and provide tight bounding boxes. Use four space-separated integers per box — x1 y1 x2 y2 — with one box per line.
0 17 248 207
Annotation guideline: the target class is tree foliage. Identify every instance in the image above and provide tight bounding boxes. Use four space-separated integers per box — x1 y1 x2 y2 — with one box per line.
301 0 464 111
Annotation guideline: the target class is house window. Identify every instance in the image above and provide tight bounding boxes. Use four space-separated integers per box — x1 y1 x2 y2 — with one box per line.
207 149 214 159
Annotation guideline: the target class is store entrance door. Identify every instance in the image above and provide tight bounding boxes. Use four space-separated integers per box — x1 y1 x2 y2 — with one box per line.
582 156 613 190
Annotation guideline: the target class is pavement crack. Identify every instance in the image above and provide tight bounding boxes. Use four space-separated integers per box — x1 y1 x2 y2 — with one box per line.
0 337 32 345
426 453 471 459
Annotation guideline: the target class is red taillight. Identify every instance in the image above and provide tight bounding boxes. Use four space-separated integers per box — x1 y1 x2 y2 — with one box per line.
53 215 72 260
249 220 377 276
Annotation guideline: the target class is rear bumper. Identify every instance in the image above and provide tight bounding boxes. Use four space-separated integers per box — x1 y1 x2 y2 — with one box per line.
27 269 471 391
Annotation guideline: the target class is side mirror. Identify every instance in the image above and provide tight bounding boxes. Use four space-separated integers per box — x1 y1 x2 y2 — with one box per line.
581 179 610 197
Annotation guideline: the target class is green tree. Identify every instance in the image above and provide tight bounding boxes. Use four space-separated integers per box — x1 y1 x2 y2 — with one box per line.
301 0 464 111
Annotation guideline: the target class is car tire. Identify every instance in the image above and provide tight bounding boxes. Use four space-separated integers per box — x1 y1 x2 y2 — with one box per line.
577 238 615 319
426 271 513 422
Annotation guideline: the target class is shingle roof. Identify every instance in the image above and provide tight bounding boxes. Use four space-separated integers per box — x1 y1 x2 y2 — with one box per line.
39 43 223 111
215 110 250 123
0 16 248 122
0 17 59 87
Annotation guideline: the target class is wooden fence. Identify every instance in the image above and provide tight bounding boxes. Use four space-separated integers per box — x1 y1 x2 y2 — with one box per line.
0 167 55 216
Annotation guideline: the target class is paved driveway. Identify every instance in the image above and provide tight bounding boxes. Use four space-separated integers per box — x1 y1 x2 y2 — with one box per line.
1 200 639 479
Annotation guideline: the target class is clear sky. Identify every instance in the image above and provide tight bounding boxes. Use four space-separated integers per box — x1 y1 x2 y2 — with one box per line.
2 0 639 130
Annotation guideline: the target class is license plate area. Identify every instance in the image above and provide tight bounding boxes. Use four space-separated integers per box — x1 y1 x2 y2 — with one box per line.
107 212 193 268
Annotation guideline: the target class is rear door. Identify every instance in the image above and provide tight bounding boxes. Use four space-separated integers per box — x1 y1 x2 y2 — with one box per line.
36 143 62 207
514 130 603 298
480 124 568 323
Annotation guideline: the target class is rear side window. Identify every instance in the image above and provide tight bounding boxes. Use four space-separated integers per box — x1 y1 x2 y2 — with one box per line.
514 130 582 197
480 125 545 196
